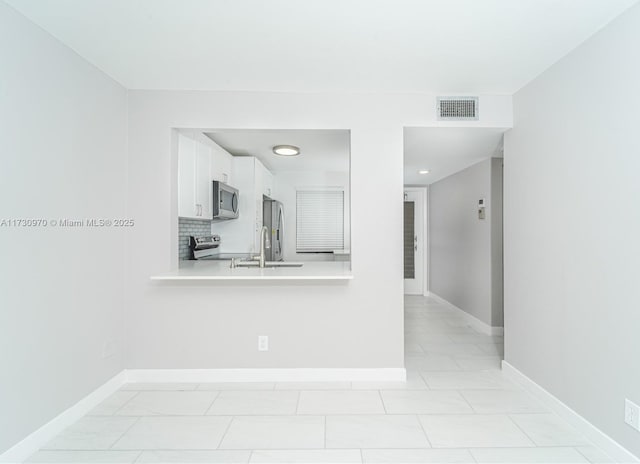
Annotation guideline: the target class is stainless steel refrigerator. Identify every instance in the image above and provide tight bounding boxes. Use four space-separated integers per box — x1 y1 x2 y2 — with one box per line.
263 199 284 261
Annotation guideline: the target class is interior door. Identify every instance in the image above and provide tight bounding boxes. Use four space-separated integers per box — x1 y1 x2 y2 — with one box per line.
404 190 424 295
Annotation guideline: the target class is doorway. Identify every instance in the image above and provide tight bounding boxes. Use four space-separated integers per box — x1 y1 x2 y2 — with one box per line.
404 188 425 295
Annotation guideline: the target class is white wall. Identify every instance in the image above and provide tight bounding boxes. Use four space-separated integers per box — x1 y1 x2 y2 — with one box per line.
125 91 511 370
504 2 640 457
273 170 350 262
428 158 503 327
0 2 127 456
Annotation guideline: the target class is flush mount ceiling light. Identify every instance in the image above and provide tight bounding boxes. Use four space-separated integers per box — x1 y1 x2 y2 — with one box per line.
418 169 430 174
273 145 300 156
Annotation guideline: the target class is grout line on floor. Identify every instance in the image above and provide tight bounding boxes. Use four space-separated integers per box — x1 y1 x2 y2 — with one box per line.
457 390 478 414
108 416 142 449
415 413 433 449
109 391 141 416
377 390 388 414
450 356 466 371
504 413 541 448
203 390 221 415
417 370 432 389
295 390 302 414
132 449 143 463
467 447 480 463
324 415 327 449
216 416 235 449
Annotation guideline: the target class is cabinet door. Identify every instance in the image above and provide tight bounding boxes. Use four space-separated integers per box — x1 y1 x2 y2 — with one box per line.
178 133 198 218
263 169 274 198
211 144 233 184
196 142 213 220
254 160 274 198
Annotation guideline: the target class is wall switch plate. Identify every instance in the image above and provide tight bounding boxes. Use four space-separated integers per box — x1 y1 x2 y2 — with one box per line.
625 399 640 431
258 335 269 352
478 207 486 220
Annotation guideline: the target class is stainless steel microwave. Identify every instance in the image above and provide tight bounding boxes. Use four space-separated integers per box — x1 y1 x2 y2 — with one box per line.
212 181 239 221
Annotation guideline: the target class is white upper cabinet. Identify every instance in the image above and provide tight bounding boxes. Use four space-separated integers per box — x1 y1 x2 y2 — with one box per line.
255 158 274 198
178 132 212 220
210 143 233 184
263 166 274 198
178 133 198 219
195 141 212 220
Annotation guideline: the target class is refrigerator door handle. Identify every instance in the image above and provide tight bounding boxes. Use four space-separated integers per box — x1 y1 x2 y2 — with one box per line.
278 203 284 257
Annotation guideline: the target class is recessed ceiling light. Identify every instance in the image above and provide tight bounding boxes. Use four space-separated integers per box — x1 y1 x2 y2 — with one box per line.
418 169 430 174
273 145 300 156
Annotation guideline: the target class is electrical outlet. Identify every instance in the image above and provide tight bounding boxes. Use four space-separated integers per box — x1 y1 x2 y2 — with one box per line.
258 335 269 352
625 399 640 431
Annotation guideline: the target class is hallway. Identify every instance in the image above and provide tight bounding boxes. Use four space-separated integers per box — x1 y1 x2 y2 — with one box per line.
402 295 609 463
404 295 503 372
25 296 612 463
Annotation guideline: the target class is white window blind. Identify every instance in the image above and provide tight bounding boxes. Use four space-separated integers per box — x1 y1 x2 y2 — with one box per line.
296 190 344 252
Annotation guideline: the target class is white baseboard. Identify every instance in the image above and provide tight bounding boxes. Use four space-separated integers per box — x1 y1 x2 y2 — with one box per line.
428 292 504 336
126 368 406 383
0 371 127 464
502 361 639 464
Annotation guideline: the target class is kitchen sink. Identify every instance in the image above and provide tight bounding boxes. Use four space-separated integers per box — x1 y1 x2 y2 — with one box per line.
232 260 303 269
267 262 304 268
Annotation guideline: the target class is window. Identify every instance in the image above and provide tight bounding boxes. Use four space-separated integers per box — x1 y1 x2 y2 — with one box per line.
296 189 344 252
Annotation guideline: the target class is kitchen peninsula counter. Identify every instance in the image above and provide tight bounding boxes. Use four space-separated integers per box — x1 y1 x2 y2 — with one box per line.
150 260 353 281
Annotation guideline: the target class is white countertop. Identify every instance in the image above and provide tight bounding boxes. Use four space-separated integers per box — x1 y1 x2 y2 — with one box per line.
150 260 353 281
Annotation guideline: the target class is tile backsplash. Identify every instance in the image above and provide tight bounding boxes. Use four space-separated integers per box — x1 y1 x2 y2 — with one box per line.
178 218 212 260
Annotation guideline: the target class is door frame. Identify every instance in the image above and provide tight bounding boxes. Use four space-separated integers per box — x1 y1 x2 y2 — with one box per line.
403 186 428 296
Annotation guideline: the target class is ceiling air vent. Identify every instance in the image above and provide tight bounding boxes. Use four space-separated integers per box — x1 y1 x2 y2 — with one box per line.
437 96 479 121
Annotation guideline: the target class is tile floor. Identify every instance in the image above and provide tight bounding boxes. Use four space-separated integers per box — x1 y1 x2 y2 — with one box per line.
26 295 614 463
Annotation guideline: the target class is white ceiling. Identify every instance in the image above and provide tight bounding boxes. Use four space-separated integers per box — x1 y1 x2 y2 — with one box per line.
6 0 637 94
404 127 506 185
204 129 350 173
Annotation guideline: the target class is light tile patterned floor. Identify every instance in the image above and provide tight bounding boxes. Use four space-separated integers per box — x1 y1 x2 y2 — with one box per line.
26 295 614 463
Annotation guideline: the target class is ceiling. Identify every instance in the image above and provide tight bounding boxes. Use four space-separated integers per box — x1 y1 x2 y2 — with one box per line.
204 129 350 173
6 0 637 94
404 127 506 185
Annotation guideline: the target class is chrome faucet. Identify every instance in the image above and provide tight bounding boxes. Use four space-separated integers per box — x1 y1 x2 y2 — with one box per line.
255 226 271 268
